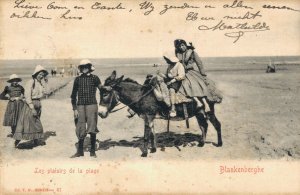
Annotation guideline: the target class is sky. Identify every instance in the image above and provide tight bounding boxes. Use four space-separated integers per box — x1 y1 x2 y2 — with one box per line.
1 0 300 59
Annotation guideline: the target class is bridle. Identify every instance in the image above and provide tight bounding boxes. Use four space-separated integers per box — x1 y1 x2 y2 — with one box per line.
105 86 155 114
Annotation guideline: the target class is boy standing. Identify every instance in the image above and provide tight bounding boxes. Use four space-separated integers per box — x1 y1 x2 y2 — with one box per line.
70 59 101 158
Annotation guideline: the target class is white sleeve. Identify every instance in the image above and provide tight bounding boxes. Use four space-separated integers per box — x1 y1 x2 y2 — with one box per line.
175 63 185 81
25 79 34 109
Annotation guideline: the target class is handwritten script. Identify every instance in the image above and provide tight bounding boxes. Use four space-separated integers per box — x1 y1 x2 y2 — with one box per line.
8 0 300 43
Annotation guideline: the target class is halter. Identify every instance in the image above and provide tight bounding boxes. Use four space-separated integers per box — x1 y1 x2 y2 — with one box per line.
109 86 155 113
104 90 120 112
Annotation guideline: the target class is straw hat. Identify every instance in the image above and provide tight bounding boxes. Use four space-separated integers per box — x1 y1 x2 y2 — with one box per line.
7 74 22 83
78 59 94 72
79 59 92 67
32 65 48 77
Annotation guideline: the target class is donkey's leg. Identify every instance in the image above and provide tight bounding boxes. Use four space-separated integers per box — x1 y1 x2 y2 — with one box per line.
141 117 151 157
196 112 208 147
208 103 222 147
148 115 157 153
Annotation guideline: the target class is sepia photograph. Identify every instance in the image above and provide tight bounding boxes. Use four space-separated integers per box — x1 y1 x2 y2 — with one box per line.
0 0 299 194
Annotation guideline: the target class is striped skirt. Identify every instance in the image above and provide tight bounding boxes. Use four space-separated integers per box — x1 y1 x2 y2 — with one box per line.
3 100 24 127
179 70 223 104
13 100 44 140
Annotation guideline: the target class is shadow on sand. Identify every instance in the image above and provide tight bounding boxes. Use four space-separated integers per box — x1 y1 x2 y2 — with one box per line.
95 132 218 152
16 131 56 149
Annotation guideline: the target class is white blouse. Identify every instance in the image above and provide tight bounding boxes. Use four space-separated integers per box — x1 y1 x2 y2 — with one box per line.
25 79 49 108
168 62 185 81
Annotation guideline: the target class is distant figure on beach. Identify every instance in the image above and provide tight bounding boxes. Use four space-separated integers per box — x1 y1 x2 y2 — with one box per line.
73 65 78 76
54 67 57 76
51 69 55 77
70 59 103 158
174 39 222 115
13 65 49 148
60 68 65 77
51 68 57 77
266 62 276 73
0 74 25 138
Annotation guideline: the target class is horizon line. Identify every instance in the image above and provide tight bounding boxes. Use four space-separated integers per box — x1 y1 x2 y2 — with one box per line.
1 55 300 61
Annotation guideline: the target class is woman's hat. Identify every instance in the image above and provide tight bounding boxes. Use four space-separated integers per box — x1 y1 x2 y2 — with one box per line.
7 74 22 83
32 65 49 77
174 39 187 48
163 56 178 65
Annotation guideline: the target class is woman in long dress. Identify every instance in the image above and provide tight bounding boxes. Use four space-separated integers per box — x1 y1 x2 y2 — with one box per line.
13 65 49 148
0 74 25 137
174 39 222 112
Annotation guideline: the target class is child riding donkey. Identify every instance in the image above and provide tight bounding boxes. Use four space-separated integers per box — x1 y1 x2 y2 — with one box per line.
159 56 186 117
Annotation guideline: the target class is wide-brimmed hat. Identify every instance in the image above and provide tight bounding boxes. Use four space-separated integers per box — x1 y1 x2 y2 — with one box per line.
78 59 92 67
163 56 178 65
78 59 94 72
32 65 49 77
7 74 22 83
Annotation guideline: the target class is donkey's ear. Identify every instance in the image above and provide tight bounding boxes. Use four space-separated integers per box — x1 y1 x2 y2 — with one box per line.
110 70 117 80
116 75 124 83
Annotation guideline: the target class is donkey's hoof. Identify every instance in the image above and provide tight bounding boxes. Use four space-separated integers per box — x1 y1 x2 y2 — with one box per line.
198 142 205 147
213 142 223 147
141 152 148 157
150 148 157 153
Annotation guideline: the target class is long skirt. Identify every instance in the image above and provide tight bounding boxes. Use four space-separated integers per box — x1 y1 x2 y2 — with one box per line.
178 70 223 103
3 100 24 127
13 100 44 140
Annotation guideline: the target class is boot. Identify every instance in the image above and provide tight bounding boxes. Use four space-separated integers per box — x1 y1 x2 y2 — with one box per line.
33 139 39 146
70 139 84 158
34 139 46 146
90 134 97 158
14 140 20 148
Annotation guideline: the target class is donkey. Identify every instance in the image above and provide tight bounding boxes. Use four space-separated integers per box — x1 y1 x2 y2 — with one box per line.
98 71 222 157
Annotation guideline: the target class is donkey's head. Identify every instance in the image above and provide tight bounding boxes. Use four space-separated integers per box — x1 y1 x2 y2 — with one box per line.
98 71 124 118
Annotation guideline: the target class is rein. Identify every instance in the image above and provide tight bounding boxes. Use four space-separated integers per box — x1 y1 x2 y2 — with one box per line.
109 86 155 113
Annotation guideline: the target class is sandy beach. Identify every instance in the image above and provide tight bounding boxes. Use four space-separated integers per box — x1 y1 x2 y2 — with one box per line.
0 61 299 195
0 64 299 162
